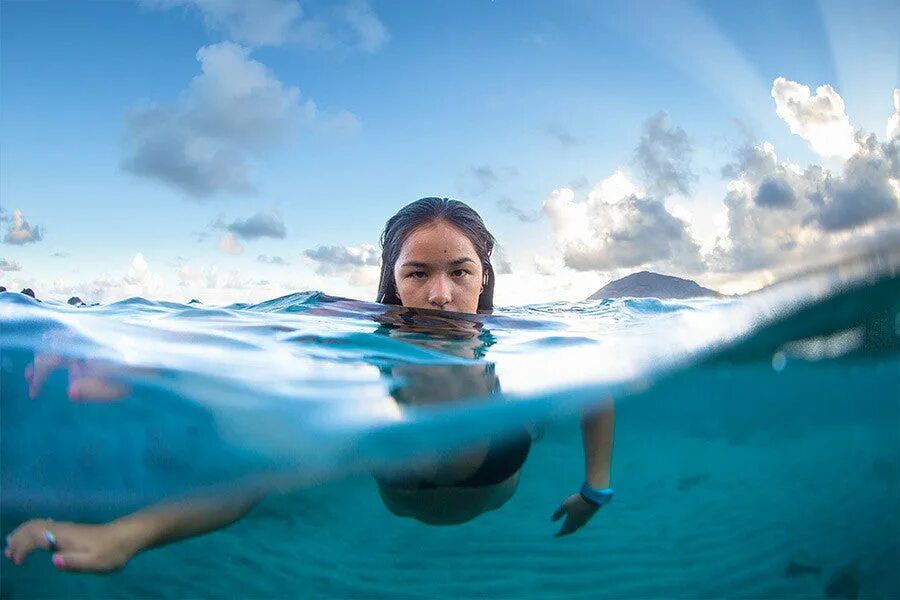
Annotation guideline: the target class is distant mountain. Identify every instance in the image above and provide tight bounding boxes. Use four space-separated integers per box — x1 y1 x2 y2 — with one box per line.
587 271 720 300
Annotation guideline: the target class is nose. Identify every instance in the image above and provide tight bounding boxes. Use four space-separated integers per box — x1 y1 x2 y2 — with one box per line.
428 275 452 308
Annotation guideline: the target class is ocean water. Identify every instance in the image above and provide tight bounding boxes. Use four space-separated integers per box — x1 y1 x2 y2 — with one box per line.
1 253 898 599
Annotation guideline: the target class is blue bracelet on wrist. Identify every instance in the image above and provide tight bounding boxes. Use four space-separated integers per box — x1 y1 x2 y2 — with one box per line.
579 482 614 507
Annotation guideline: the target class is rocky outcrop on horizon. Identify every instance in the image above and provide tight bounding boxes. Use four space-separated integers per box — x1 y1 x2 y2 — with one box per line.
587 271 720 300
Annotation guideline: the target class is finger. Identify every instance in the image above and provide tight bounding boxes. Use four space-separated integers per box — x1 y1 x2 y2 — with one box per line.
52 551 99 573
551 506 566 522
6 520 51 564
554 516 578 538
69 377 130 402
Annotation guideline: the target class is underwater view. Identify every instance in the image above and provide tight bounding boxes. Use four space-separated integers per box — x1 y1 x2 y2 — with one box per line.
1 251 897 598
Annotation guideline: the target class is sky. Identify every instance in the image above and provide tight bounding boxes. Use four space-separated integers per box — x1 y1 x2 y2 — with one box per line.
1 0 898 305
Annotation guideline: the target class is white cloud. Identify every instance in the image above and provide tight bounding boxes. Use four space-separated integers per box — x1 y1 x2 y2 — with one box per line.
17 258 304 305
542 172 704 273
220 211 287 240
533 254 563 277
122 42 358 198
222 269 250 289
493 259 609 305
811 131 899 231
771 77 858 159
3 209 44 245
304 243 379 275
143 0 306 47
218 232 244 255
347 265 380 288
124 252 149 284
0 258 22 272
178 263 212 286
633 111 696 198
708 131 899 272
71 253 167 301
142 0 389 52
887 89 900 141
257 254 289 265
338 0 390 53
300 243 381 298
493 245 513 275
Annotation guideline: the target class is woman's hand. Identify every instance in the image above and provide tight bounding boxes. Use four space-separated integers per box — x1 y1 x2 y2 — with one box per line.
551 494 600 537
4 519 136 573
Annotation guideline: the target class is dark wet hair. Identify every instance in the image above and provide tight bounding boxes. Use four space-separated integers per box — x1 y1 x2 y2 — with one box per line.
376 197 496 313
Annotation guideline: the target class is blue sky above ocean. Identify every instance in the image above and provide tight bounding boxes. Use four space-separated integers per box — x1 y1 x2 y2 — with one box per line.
1 0 898 304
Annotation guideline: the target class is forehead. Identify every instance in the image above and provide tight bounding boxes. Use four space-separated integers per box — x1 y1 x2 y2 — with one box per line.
398 221 479 259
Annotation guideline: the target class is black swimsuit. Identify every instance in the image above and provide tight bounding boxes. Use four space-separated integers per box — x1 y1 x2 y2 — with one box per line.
371 319 530 490
378 430 532 490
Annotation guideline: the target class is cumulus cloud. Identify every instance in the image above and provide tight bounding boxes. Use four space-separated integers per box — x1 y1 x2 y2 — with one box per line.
218 232 244 255
142 0 389 52
3 209 44 245
887 89 900 141
124 253 151 285
304 243 379 275
533 255 560 277
0 258 22 272
122 42 358 198
73 253 166 301
178 263 220 288
542 172 704 273
257 254 289 265
496 196 541 223
754 176 798 210
771 77 858 159
633 111 696 198
709 128 899 271
810 131 899 231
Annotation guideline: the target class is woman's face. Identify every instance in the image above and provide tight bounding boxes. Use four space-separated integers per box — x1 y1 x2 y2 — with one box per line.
393 220 484 314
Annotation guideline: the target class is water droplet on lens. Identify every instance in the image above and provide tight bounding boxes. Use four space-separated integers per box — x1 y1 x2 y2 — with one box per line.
772 351 787 372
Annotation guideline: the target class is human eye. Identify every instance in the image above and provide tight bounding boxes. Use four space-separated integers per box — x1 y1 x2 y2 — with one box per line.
451 269 471 277
408 271 427 279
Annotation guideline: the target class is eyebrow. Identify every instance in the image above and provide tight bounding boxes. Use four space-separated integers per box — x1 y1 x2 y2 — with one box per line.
399 257 477 269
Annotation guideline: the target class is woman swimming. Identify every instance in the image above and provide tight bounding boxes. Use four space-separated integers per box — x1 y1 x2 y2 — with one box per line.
4 197 615 572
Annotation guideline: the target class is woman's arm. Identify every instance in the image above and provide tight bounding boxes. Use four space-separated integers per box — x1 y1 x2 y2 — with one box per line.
551 403 615 537
582 404 615 488
5 494 262 573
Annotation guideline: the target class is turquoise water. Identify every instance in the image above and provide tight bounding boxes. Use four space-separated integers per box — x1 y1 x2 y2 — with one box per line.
1 253 898 598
